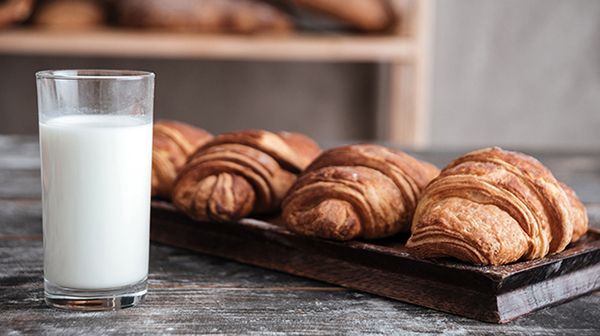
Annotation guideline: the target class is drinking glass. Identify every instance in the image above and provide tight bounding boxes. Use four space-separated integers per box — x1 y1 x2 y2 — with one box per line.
36 69 155 310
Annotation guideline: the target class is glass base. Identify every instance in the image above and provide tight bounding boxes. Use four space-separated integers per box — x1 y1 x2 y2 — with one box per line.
44 277 147 311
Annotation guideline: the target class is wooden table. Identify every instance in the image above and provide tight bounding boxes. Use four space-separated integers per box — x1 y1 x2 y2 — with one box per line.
2 135 600 335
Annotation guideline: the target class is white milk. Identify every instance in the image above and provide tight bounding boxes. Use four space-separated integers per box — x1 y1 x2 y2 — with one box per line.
40 115 152 290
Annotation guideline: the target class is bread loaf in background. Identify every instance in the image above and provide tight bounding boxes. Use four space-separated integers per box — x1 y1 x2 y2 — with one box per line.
32 0 106 29
284 0 397 32
0 0 36 28
117 0 293 34
14 0 400 34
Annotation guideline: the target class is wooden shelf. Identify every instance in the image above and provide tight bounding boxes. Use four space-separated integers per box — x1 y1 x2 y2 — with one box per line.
0 0 433 148
0 28 416 62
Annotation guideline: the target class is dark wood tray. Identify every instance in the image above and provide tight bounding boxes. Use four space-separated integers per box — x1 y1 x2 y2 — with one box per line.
150 201 600 323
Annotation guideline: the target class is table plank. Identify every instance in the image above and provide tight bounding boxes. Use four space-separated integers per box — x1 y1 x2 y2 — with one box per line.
2 286 600 335
0 135 41 199
0 135 40 170
2 237 600 335
0 199 42 236
2 135 600 333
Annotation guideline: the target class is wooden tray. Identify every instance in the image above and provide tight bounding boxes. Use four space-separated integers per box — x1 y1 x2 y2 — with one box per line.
150 201 600 323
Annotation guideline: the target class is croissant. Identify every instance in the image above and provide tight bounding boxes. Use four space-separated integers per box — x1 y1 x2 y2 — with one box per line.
152 120 214 199
171 130 322 221
282 144 440 241
406 147 588 266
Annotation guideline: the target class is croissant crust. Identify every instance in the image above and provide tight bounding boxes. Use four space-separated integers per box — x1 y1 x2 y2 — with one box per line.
406 147 588 265
152 120 213 199
282 143 440 240
171 129 321 221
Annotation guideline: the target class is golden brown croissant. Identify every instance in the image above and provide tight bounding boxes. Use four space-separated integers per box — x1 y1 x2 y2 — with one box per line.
152 120 214 199
171 130 321 221
406 147 588 266
282 144 440 241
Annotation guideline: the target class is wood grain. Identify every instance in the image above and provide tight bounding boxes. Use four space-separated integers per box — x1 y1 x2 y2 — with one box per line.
0 29 416 62
0 135 41 199
0 0 431 147
3 136 600 333
3 234 600 335
387 0 433 148
150 201 600 323
3 284 598 335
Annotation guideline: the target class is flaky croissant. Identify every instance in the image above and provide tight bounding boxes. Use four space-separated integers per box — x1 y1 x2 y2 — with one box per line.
282 144 440 241
406 147 588 266
152 120 214 199
171 130 322 221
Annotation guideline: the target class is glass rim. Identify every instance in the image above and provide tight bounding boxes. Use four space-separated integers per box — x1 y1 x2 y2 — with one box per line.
36 69 155 81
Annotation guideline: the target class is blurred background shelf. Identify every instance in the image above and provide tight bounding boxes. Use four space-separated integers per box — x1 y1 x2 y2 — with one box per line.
0 0 433 148
3 1 597 151
0 29 417 62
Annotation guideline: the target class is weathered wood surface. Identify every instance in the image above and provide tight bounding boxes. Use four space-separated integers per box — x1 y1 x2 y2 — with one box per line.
2 135 600 334
0 135 41 199
150 201 600 323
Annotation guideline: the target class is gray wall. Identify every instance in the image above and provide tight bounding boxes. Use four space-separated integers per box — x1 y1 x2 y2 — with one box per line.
0 55 378 142
431 0 600 150
1 0 599 150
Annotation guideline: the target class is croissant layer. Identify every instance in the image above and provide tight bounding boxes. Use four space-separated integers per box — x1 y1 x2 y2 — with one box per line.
282 143 440 240
406 147 588 265
171 130 321 221
151 120 213 199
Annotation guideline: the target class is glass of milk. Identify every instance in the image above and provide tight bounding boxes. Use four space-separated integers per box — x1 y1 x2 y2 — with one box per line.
36 70 155 311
